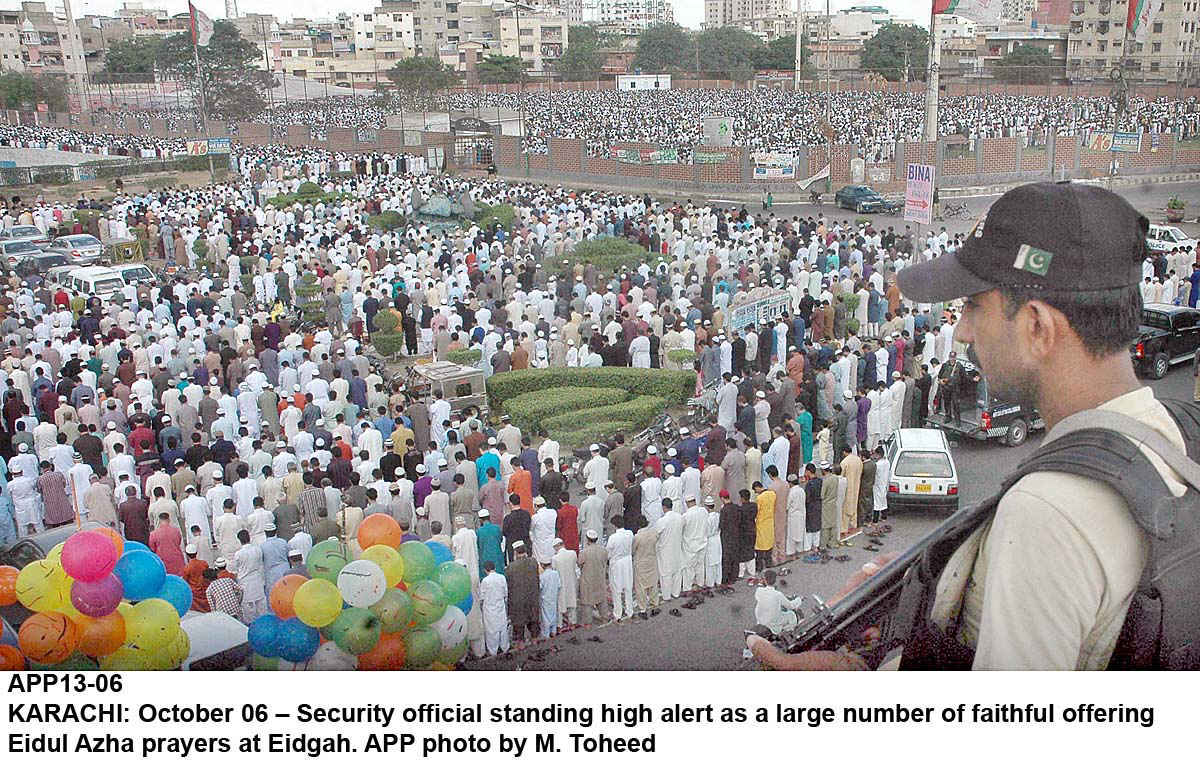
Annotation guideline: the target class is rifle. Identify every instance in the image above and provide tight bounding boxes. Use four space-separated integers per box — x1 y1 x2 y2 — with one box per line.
773 500 995 669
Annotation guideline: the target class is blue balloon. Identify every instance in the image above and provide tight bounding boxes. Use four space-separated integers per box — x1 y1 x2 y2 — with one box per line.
456 594 473 614
156 575 192 617
426 541 453 566
248 615 283 658
112 549 166 601
275 618 320 662
122 540 151 554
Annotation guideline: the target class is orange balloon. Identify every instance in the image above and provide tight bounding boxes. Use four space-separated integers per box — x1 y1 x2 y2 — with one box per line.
269 574 308 620
77 612 126 657
357 514 403 550
0 644 25 671
18 612 81 665
92 527 125 559
0 565 18 607
357 631 407 670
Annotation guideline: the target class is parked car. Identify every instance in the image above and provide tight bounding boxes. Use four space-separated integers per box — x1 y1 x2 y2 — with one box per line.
884 428 959 512
2 224 50 246
12 252 69 279
59 266 127 300
114 262 155 285
1146 224 1198 257
1131 302 1200 379
45 234 103 265
0 238 43 268
834 185 895 214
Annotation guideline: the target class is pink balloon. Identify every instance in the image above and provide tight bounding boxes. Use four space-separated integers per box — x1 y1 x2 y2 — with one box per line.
70 574 124 617
61 531 120 583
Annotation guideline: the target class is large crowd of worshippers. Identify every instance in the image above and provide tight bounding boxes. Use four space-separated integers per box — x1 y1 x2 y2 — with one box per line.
1 112 1196 657
47 87 1200 163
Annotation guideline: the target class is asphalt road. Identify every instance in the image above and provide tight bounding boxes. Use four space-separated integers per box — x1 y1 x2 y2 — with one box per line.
464 181 1200 671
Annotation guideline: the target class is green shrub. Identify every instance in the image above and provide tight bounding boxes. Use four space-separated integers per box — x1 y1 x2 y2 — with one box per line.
372 210 405 231
542 395 665 433
843 293 861 315
294 272 324 325
487 368 694 410
563 237 647 273
846 318 860 335
373 331 405 357
447 348 482 366
667 349 697 366
503 386 629 429
557 421 636 448
297 181 324 198
192 238 209 257
374 310 399 333
475 203 515 231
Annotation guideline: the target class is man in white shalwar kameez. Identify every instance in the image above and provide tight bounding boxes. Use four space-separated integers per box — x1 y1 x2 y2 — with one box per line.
639 470 663 525
784 474 807 557
582 445 609 491
579 483 605 545
551 538 578 629
530 497 557 562
704 497 723 587
67 455 94 521
654 498 684 600
680 496 709 592
479 562 510 656
716 375 738 431
451 517 485 657
605 516 635 620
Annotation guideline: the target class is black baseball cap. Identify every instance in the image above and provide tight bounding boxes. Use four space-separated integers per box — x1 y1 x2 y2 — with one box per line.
897 182 1148 303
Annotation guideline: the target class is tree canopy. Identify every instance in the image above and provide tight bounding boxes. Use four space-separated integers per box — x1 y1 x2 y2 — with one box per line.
103 35 165 75
632 23 692 74
861 23 929 82
158 21 275 120
477 54 527 84
0 72 67 111
696 27 765 80
557 25 608 81
992 44 1055 84
386 56 461 100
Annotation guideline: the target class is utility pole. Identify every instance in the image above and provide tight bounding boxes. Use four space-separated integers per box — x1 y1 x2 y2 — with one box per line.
794 0 807 88
922 8 940 143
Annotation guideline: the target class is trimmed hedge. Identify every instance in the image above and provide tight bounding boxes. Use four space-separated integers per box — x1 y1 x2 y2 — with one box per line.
372 210 405 231
447 348 482 365
503 386 628 429
558 421 636 448
475 203 515 231
667 349 697 365
562 237 647 273
542 395 665 433
487 368 693 410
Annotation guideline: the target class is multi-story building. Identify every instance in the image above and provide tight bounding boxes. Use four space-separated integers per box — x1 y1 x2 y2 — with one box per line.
830 6 918 40
1066 0 1200 84
978 23 1067 80
704 0 792 30
494 2 568 73
937 14 979 39
0 1 89 97
594 0 672 36
1001 0 1038 23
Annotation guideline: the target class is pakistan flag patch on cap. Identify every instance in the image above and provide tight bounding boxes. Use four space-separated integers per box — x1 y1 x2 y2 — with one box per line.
1013 244 1053 276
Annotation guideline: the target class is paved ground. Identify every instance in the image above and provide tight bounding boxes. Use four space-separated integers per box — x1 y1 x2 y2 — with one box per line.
464 181 1200 671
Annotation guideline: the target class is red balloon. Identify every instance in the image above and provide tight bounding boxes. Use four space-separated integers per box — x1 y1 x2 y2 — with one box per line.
18 613 81 665
357 514 403 549
0 565 18 607
269 575 308 620
0 644 25 671
77 612 126 657
357 631 407 671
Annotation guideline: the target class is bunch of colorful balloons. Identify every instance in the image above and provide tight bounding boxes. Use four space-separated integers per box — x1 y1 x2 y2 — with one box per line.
0 528 193 671
246 514 473 671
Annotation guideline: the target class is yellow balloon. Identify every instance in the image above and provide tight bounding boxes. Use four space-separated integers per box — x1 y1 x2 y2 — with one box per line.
46 542 66 565
117 601 134 617
360 545 405 588
293 578 343 628
160 628 192 669
56 598 85 622
98 646 152 671
124 598 181 652
16 559 69 612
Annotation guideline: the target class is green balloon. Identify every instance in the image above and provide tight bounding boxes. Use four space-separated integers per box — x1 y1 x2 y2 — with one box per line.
249 653 280 671
408 579 447 626
30 652 97 672
306 539 353 583
403 626 441 669
438 638 469 666
371 589 414 634
436 562 472 604
399 541 436 583
328 607 383 655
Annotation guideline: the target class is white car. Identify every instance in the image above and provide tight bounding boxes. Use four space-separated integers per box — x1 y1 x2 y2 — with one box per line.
885 428 959 512
1146 224 1198 256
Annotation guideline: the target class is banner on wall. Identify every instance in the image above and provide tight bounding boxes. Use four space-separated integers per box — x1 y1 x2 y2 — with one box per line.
693 150 732 164
608 147 680 164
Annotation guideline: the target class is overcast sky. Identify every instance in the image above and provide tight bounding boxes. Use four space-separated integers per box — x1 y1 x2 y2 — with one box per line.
70 0 933 29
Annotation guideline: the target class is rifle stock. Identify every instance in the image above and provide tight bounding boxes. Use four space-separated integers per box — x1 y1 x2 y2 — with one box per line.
774 501 995 669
